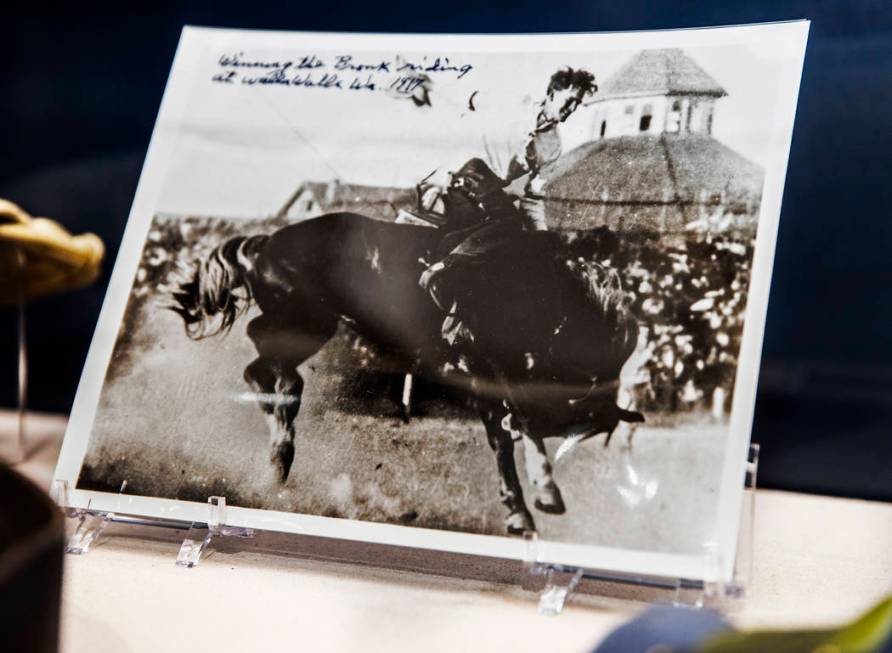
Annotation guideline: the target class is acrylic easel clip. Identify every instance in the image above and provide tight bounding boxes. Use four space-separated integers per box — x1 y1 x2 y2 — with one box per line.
52 479 114 554
523 531 583 615
176 496 254 568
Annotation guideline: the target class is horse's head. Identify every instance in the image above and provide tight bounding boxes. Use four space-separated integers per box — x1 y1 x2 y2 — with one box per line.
513 374 643 441
565 379 644 435
516 245 644 438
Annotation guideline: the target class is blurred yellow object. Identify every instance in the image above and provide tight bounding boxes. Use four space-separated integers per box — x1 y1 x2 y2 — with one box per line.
697 595 892 653
0 199 104 305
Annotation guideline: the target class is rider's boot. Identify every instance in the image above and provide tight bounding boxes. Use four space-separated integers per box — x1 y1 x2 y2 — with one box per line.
419 261 448 309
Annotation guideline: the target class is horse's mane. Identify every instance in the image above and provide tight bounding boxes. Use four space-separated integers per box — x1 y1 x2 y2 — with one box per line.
551 227 633 320
565 258 630 318
552 236 639 373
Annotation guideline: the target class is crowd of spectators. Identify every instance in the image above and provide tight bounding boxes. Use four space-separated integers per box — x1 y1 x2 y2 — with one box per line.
604 231 754 415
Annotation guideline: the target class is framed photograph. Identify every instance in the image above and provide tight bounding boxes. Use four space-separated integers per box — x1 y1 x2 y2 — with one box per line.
55 22 809 582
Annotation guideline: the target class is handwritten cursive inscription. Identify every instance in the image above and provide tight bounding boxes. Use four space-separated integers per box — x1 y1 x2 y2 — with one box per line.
211 52 473 98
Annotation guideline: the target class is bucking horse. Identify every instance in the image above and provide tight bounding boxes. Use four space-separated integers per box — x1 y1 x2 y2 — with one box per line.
169 212 643 534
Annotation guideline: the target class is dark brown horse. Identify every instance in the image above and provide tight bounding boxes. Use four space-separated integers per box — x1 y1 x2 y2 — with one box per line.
169 212 642 534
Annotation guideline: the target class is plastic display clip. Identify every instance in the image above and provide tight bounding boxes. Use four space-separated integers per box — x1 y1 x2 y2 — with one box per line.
523 531 583 615
672 547 724 608
176 496 254 568
672 442 760 607
52 479 113 555
728 442 760 599
66 511 113 555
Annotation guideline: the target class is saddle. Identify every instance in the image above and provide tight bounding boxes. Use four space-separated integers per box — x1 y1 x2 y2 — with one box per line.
410 157 552 347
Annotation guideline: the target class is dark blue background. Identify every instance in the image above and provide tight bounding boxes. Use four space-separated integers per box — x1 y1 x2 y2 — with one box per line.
2 1 890 500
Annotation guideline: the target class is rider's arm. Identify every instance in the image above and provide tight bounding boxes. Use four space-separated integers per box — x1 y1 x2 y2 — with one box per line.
501 153 534 199
502 126 549 197
504 155 529 184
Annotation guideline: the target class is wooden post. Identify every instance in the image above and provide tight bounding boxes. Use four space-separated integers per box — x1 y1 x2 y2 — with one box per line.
699 188 709 236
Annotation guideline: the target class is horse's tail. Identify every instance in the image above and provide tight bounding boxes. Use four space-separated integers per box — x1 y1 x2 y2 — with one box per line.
168 235 268 340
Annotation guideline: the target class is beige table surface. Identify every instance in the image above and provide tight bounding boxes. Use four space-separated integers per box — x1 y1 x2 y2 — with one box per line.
5 410 892 653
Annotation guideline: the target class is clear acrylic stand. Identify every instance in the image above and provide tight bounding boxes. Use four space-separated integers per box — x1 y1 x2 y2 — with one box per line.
52 479 115 554
51 443 759 614
51 480 255 565
175 496 255 568
522 530 585 615
521 443 759 614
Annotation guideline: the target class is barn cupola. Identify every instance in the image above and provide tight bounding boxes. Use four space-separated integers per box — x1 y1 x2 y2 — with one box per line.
586 48 727 141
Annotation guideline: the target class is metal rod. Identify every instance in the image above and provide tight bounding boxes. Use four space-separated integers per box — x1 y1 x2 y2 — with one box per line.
108 514 200 531
15 245 27 458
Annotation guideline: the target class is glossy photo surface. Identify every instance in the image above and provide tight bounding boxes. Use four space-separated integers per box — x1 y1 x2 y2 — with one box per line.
55 24 808 581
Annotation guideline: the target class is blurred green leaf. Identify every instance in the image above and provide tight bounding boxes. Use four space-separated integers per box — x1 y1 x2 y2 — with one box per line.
696 595 892 653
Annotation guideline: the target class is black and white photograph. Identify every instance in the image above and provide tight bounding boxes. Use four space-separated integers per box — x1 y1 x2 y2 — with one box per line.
55 24 808 580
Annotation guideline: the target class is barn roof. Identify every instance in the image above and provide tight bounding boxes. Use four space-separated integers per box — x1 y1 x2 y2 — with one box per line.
592 49 726 102
319 181 416 206
279 180 416 219
543 134 763 204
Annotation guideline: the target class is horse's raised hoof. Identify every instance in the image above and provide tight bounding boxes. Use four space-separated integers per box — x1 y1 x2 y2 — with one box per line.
505 509 535 534
534 483 566 514
271 441 295 483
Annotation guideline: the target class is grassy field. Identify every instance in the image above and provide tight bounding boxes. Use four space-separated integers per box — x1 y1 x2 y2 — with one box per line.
81 300 730 556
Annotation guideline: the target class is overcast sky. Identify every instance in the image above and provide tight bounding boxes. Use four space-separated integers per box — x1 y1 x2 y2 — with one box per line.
155 40 797 218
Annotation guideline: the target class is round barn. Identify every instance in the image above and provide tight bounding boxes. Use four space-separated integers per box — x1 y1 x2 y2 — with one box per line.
545 48 765 239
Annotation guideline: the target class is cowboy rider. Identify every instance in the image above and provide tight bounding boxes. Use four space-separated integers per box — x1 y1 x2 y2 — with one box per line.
418 67 597 334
